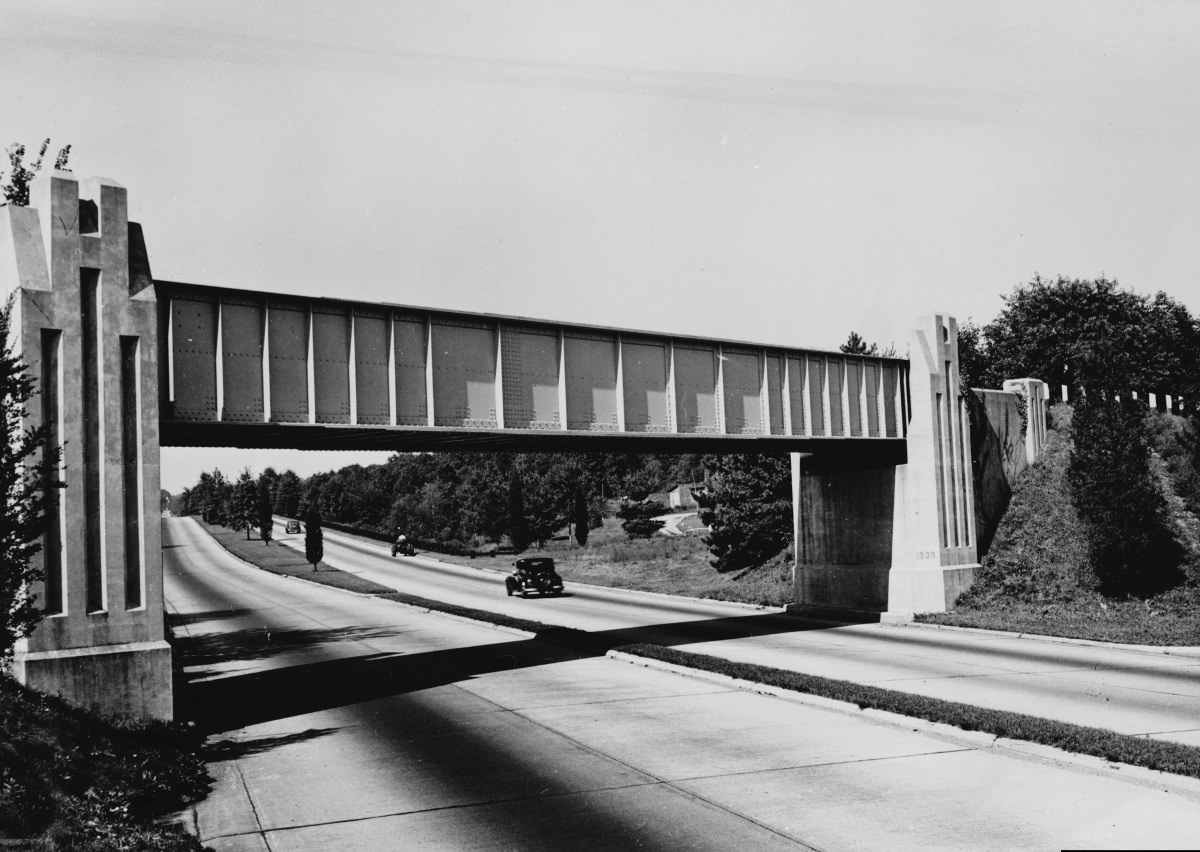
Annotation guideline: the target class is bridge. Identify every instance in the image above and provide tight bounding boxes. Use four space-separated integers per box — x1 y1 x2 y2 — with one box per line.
2 172 1046 718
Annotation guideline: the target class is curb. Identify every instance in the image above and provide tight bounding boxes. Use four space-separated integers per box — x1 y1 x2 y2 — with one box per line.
606 649 1200 802
902 619 1200 659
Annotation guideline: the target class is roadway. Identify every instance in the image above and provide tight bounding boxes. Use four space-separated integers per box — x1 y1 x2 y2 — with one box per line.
267 518 780 634
166 516 1200 850
272 521 1200 745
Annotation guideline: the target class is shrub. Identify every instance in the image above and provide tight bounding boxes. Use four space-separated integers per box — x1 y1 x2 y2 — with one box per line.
1068 397 1184 596
617 500 667 539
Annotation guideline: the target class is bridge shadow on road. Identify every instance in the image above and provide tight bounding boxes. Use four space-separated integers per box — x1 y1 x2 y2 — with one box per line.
175 610 844 735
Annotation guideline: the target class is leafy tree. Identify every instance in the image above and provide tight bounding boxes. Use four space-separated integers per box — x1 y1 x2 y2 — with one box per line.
273 469 303 517
1 139 71 207
573 487 589 547
1067 398 1183 596
508 467 529 552
956 320 992 390
460 455 510 543
304 501 323 570
257 477 273 545
981 275 1200 396
1 297 63 658
696 454 792 573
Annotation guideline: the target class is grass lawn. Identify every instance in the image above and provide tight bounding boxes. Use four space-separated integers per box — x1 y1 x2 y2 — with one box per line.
431 517 794 607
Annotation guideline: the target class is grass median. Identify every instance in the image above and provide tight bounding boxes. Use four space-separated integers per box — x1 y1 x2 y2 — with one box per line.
198 521 396 595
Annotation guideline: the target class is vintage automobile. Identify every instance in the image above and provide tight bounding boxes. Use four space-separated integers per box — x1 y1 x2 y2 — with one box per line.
504 557 564 598
285 520 302 534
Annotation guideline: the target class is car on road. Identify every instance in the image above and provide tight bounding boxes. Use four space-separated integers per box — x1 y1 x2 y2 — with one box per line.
285 520 302 534
504 557 564 598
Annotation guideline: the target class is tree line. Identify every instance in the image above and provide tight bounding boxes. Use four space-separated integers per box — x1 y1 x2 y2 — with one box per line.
173 452 709 554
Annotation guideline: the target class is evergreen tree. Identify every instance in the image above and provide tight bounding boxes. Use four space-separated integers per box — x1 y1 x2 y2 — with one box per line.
1068 398 1183 596
232 469 258 539
0 297 63 657
696 454 792 573
573 487 589 547
257 477 273 545
508 467 529 552
304 502 323 570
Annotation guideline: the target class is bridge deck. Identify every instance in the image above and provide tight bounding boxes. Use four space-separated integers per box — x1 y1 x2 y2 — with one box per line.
157 281 909 455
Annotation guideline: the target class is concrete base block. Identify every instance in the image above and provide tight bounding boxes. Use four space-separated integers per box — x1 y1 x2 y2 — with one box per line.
796 565 890 612
886 564 977 616
13 639 173 720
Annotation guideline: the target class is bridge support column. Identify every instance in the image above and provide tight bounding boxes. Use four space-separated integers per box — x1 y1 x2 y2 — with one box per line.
2 172 171 718
794 314 979 617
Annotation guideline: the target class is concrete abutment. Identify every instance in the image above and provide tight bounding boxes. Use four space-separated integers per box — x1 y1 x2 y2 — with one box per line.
3 171 169 719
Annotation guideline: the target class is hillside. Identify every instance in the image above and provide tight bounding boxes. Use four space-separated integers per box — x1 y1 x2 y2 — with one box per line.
920 407 1200 645
0 674 208 850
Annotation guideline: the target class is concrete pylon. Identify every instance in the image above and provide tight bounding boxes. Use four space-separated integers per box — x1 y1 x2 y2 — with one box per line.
886 313 978 614
2 172 171 719
793 313 979 616
1002 378 1048 466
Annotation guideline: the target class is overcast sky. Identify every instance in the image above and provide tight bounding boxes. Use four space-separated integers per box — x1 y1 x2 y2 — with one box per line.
3 1 1199 492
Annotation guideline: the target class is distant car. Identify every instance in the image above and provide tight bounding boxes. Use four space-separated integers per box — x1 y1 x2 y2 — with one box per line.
285 520 302 534
504 557 564 598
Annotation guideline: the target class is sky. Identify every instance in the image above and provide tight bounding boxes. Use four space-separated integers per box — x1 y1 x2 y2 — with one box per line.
3 1 1199 492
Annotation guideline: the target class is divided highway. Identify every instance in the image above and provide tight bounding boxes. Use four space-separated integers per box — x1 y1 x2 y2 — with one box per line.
165 516 1200 850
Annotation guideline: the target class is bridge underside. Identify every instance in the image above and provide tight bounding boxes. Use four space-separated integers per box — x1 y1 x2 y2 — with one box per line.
161 420 907 462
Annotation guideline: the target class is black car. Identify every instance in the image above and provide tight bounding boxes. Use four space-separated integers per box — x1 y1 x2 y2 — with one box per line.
504 557 564 598
285 520 301 534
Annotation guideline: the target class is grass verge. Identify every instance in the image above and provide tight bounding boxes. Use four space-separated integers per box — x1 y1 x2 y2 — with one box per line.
618 643 1200 780
199 521 396 595
0 674 208 850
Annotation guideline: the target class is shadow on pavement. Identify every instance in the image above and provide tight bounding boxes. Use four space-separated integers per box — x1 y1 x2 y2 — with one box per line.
176 610 845 734
203 727 340 761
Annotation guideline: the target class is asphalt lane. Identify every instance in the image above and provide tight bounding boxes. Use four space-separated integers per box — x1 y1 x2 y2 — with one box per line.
167 517 1200 850
268 519 785 633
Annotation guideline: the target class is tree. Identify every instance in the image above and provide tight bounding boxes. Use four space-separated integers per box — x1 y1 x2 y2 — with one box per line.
573 487 589 547
232 469 258 539
840 332 897 358
696 454 792 573
304 501 323 570
273 469 303 517
508 467 529 552
2 139 71 207
981 275 1200 396
1 296 63 658
617 500 666 539
257 477 273 545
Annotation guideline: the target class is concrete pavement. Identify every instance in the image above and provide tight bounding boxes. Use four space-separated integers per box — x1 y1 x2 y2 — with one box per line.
169 518 1200 849
669 619 1200 746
